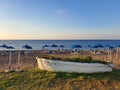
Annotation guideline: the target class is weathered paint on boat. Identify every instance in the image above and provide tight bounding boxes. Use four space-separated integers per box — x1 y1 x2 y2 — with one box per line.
36 57 112 73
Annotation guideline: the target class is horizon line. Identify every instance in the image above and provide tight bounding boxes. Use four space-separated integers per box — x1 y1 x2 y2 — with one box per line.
0 39 120 40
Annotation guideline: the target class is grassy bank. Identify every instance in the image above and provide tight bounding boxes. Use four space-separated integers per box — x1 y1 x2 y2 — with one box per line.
0 68 120 90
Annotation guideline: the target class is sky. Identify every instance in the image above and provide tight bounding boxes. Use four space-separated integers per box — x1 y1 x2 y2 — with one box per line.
0 0 120 40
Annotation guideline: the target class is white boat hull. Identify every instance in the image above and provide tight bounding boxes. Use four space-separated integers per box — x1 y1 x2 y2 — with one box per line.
36 58 112 73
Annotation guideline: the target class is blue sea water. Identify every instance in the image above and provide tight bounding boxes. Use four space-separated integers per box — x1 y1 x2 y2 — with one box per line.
0 40 120 50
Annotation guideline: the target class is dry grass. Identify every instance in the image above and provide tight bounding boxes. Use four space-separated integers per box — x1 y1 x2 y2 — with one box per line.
0 68 120 90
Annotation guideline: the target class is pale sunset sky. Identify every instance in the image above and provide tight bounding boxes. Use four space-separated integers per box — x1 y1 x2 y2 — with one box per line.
0 0 120 40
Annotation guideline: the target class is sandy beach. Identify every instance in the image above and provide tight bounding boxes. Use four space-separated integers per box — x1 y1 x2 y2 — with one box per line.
0 49 120 71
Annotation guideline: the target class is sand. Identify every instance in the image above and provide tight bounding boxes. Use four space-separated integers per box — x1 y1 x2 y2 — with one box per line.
0 49 120 71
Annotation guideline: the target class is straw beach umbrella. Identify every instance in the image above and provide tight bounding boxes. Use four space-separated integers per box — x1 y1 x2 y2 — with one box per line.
109 46 114 61
0 44 8 48
104 45 114 61
22 44 34 67
44 44 49 47
59 45 65 51
98 44 104 48
93 44 104 49
6 46 14 71
51 44 58 48
92 45 99 59
17 50 21 70
59 45 65 48
92 45 99 54
71 44 82 54
76 44 82 48
0 44 5 47
116 45 120 60
71 44 82 49
92 45 99 49
88 45 91 48
8 51 12 71
92 44 104 60
22 44 32 54
50 44 58 54
42 44 49 50
51 44 58 50
22 44 32 49
0 44 15 71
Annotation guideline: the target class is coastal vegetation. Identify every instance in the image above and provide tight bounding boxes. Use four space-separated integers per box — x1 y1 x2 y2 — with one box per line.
0 68 120 90
41 55 108 64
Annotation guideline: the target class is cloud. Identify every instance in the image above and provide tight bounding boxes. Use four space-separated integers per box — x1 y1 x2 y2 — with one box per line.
56 9 67 14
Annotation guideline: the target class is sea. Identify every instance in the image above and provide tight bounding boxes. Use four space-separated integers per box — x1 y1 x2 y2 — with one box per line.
0 40 120 50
